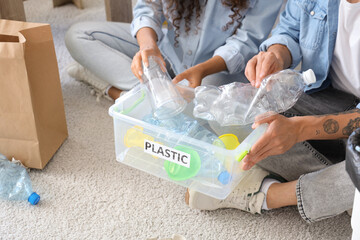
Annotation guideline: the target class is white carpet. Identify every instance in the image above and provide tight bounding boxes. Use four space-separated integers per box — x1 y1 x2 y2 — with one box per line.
0 0 353 239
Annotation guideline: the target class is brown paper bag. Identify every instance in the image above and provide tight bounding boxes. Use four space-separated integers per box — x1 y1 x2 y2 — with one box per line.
0 20 68 169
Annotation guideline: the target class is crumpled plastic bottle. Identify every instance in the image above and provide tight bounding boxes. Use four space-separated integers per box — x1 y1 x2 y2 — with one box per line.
0 153 40 205
193 69 316 126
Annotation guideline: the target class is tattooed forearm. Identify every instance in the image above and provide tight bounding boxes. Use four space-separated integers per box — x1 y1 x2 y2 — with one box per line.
323 119 339 134
342 117 360 136
315 130 320 135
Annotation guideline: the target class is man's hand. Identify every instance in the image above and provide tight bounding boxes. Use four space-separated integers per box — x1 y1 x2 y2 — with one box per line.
245 44 292 88
172 65 204 88
242 114 303 170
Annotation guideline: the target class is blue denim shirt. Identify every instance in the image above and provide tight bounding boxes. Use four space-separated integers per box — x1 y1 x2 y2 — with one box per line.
131 0 282 76
260 0 340 93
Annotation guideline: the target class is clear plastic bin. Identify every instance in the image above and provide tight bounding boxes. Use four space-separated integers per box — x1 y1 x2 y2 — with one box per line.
109 83 267 199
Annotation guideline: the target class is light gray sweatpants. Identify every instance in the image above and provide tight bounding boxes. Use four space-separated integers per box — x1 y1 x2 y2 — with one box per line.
65 21 246 90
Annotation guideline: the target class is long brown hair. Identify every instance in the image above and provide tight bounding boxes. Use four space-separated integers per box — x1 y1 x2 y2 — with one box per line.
147 0 249 47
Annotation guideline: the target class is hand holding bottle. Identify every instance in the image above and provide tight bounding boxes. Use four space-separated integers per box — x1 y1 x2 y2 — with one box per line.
242 114 304 170
131 27 166 81
245 44 292 87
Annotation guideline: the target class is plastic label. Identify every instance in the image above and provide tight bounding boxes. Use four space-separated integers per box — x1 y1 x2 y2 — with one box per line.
144 140 191 168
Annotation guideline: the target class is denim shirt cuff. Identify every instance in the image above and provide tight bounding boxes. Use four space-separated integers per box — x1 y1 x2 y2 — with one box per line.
131 16 164 42
213 47 245 74
259 35 301 69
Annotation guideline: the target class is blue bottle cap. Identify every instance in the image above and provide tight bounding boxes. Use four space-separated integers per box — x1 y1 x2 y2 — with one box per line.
28 192 40 205
218 171 231 185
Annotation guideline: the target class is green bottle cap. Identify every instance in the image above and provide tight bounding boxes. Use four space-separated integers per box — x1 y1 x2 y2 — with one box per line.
164 145 201 181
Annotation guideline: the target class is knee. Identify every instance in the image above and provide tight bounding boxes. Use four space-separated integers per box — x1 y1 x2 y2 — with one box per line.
65 22 93 53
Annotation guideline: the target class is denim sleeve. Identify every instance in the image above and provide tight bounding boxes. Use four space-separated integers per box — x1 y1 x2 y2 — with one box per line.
259 0 302 69
130 0 165 42
213 0 283 74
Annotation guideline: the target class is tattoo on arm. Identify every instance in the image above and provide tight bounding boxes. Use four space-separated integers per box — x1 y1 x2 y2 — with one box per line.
342 117 360 136
315 130 320 135
323 119 339 134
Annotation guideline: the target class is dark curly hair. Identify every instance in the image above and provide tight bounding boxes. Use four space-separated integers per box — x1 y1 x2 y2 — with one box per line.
147 0 249 47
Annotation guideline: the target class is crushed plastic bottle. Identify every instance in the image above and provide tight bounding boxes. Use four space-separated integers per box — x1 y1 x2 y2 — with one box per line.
0 153 40 205
194 69 316 126
142 113 231 184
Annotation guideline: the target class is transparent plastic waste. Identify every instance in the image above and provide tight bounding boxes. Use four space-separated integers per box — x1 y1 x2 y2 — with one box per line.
142 56 187 119
0 153 40 205
108 83 269 199
142 113 231 184
142 113 225 146
194 69 316 126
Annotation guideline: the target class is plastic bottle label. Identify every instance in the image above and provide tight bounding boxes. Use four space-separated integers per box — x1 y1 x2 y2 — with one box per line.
144 140 191 168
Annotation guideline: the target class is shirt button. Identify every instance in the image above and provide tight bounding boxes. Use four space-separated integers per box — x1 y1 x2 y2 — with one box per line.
183 65 188 69
187 50 192 55
310 10 315 16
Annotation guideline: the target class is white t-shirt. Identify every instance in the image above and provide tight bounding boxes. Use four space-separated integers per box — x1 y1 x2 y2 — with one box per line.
330 0 360 98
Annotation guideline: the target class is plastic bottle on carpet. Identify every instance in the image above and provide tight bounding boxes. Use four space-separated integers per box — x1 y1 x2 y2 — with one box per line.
0 153 40 205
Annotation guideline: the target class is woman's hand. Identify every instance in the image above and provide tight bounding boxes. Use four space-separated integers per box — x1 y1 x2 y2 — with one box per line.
131 45 166 81
132 27 166 81
172 65 205 88
242 114 304 170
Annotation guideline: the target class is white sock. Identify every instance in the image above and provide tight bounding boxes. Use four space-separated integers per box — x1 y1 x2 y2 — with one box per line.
260 178 280 210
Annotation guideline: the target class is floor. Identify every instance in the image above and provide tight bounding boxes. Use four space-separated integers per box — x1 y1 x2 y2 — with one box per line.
0 0 353 239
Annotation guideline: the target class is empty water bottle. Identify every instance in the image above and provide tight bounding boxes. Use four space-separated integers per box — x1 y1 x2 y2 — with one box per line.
194 69 316 126
0 153 40 205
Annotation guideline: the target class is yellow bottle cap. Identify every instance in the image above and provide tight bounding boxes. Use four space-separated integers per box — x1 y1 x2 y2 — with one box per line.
219 134 240 150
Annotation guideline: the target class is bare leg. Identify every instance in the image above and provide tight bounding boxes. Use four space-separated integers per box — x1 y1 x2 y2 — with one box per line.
108 87 122 100
185 189 190 205
266 180 297 209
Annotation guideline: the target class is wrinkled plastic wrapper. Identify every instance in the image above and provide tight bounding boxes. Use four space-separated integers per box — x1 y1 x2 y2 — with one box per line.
193 70 306 126
346 128 360 191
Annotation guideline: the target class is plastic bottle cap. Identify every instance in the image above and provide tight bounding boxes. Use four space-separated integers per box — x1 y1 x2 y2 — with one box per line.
219 134 240 150
218 171 231 185
302 69 316 85
28 192 40 205
164 145 201 181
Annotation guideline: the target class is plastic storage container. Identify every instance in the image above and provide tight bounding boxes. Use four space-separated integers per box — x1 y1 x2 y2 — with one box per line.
109 84 267 199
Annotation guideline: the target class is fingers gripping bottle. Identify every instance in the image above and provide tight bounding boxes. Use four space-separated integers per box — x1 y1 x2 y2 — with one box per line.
0 153 40 205
243 69 316 121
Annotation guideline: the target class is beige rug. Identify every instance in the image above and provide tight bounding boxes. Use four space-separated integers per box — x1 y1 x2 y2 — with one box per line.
0 0 353 239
